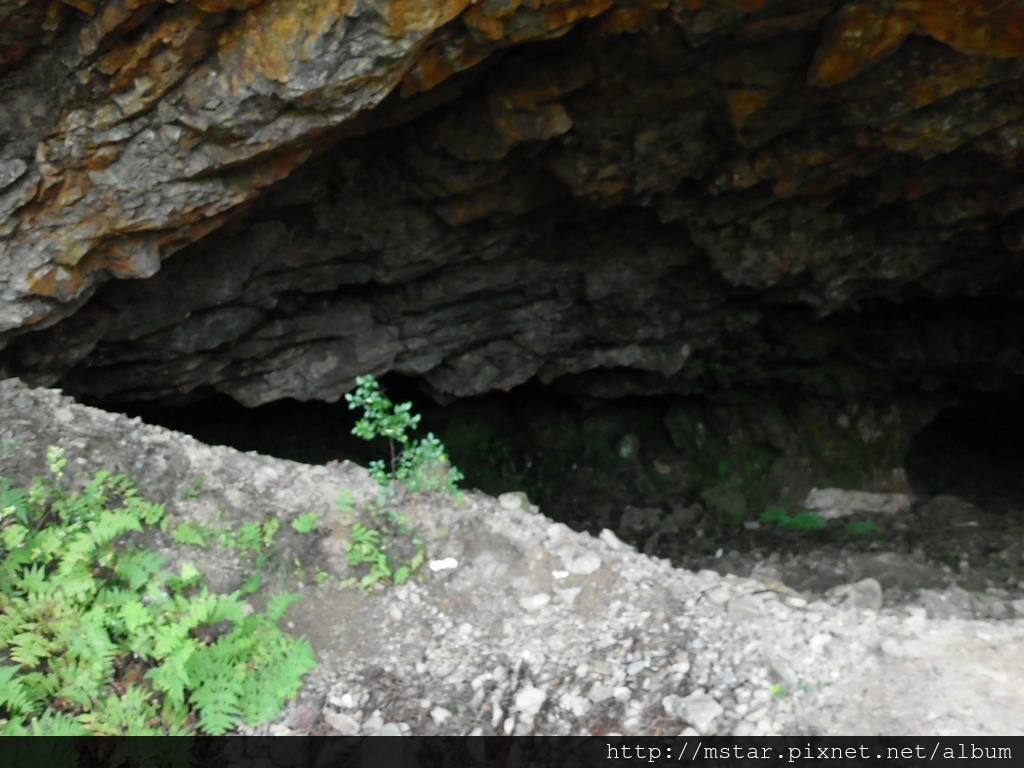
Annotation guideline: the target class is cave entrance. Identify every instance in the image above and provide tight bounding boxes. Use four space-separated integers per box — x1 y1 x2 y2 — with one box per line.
95 377 1024 611
103 374 922 566
110 374 691 543
906 403 1024 514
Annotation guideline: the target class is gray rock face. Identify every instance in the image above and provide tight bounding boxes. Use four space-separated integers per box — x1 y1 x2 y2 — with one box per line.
1 3 1023 410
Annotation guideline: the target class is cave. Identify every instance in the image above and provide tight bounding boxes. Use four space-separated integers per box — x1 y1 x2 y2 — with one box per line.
907 402 1024 514
3 2 1024 596
7 0 1024 738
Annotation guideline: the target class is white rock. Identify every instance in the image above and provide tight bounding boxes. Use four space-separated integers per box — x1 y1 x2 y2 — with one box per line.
514 686 548 719
670 689 724 734
599 528 630 551
588 684 615 702
519 593 551 611
559 692 591 718
565 551 602 574
627 660 647 675
804 487 913 518
498 491 530 510
323 710 359 735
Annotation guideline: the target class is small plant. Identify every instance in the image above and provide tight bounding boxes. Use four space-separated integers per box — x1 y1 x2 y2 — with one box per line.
345 376 464 501
771 684 789 699
180 475 206 501
1 437 19 460
343 515 426 590
760 507 829 532
172 520 217 548
224 518 281 555
844 520 879 536
291 512 320 534
336 488 356 515
341 376 462 589
0 447 316 735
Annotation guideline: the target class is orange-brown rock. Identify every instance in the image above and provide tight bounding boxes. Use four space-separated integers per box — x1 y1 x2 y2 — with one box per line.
0 0 1023 411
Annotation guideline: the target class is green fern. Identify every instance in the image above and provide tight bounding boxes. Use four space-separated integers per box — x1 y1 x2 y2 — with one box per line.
0 446 317 735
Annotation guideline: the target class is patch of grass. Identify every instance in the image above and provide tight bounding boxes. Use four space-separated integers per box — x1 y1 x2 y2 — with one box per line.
761 506 829 532
844 520 879 537
0 446 316 735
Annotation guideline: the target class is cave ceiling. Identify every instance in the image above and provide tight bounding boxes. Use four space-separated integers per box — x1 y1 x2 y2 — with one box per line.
1 0 1024 406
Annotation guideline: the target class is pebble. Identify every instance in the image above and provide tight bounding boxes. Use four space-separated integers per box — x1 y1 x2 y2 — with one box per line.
323 710 359 735
514 686 547 719
519 593 551 611
565 551 602 575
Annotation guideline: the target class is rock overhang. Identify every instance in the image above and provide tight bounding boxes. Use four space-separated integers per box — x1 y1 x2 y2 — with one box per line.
0 0 1021 408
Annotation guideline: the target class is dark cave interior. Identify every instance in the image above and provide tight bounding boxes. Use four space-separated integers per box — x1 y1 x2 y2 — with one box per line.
91 375 1024 551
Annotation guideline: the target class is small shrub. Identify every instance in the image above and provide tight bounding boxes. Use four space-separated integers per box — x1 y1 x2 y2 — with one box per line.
341 376 462 589
345 375 464 501
0 447 316 735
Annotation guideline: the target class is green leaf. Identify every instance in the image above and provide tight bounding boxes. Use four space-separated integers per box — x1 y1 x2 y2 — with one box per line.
238 571 264 596
291 512 319 534
190 679 241 735
10 630 54 668
265 592 303 622
173 522 212 547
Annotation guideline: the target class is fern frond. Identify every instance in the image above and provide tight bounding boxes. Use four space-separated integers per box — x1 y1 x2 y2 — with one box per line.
64 610 117 670
112 550 167 591
9 630 54 668
12 562 48 596
55 572 99 606
0 477 29 519
189 678 241 735
117 598 154 637
146 642 196 708
80 685 163 736
52 659 108 709
265 592 303 622
0 664 32 717
16 669 61 708
206 593 247 626
23 709 92 736
237 635 317 726
89 509 143 549
152 615 192 660
1 521 30 554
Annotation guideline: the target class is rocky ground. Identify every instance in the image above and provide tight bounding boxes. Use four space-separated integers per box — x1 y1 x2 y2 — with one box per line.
2 377 1023 736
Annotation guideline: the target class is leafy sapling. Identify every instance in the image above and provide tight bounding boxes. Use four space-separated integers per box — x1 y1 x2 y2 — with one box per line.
345 375 464 501
340 376 462 590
